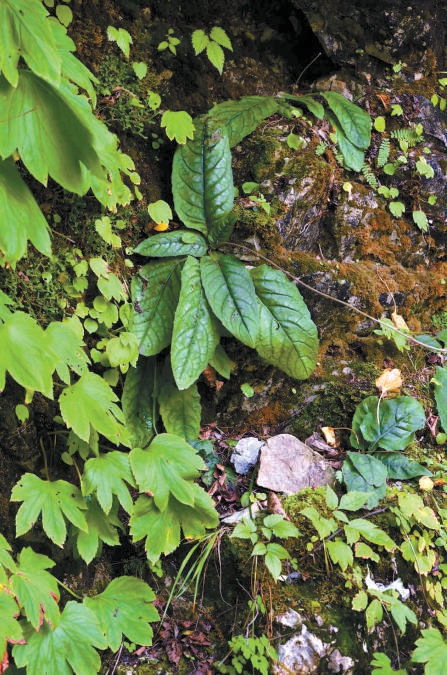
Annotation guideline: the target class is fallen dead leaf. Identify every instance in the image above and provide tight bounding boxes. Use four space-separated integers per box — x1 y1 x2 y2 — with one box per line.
376 368 402 396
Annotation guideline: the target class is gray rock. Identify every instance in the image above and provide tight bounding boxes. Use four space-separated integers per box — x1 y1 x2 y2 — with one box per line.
257 434 335 494
273 623 329 675
231 437 264 474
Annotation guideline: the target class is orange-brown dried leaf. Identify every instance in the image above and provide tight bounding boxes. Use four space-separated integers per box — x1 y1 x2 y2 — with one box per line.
375 368 402 396
391 311 409 331
321 426 338 448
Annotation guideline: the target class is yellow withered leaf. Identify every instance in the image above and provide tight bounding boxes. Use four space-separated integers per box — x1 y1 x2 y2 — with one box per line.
321 426 338 448
153 221 170 232
391 311 409 331
375 368 402 396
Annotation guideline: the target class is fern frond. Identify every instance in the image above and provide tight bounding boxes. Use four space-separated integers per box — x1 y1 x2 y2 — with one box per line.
390 128 423 150
315 141 328 156
361 163 378 189
377 138 391 168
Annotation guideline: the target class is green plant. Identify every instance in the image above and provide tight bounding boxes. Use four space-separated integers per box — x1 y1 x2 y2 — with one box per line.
218 633 276 675
158 28 181 55
192 27 233 74
231 512 300 581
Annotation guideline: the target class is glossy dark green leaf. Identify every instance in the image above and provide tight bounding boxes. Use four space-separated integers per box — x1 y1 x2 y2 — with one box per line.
375 453 431 479
122 357 157 449
172 116 233 235
279 93 325 119
201 253 259 348
321 91 371 149
172 257 219 390
351 395 426 452
250 265 318 379
134 230 208 258
209 343 233 379
325 110 365 171
207 212 237 247
342 452 387 509
209 95 278 147
433 365 447 433
130 259 182 356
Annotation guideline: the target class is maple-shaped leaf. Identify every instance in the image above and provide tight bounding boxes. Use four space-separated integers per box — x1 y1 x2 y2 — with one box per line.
59 372 130 446
130 489 218 563
74 497 121 565
45 321 89 384
84 576 159 651
129 433 205 512
130 494 181 563
11 474 87 547
161 110 195 144
10 548 59 630
0 590 23 655
0 533 17 573
13 601 106 675
82 451 135 514
412 628 447 675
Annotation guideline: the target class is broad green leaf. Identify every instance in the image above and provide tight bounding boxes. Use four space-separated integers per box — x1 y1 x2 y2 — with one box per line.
412 628 447 674
132 61 147 79
370 652 406 675
159 376 202 440
13 601 106 675
413 209 429 232
210 95 278 147
106 332 139 368
320 91 371 149
148 199 172 224
206 41 225 74
345 518 396 551
300 507 337 539
326 538 353 571
0 158 51 266
210 27 233 51
351 396 426 451
172 256 220 390
59 372 129 446
134 230 208 258
342 454 386 509
278 93 325 119
397 492 439 529
10 548 59 630
130 494 181 562
401 538 436 575
122 357 156 449
75 497 121 565
352 590 368 612
263 515 300 539
201 253 259 347
45 321 89 384
191 29 209 55
107 26 132 59
84 576 158 652
250 265 318 379
0 72 102 193
433 365 447 433
388 595 417 634
207 212 237 247
130 489 218 563
0 0 60 87
339 491 374 511
161 110 195 144
55 4 72 27
326 110 365 171
354 542 379 562
129 433 205 511
0 590 23 654
130 259 182 356
82 451 135 514
376 452 431 479
209 343 233 379
264 552 282 580
11 474 87 547
49 20 97 105
0 312 56 397
365 598 383 632
172 116 233 234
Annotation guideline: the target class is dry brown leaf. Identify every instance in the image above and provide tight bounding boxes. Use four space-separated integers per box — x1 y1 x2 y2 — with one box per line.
391 311 409 331
321 426 338 448
375 368 402 396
